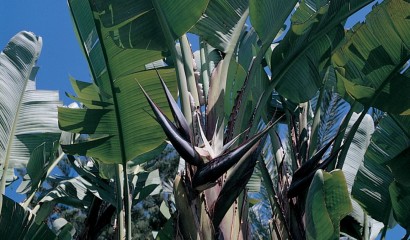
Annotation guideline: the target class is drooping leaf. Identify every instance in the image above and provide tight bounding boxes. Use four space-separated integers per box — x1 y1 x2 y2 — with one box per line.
338 112 376 237
132 169 161 204
155 218 175 240
333 0 410 115
305 169 352 240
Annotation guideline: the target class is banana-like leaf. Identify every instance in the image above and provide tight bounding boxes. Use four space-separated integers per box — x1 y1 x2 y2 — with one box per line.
314 67 351 152
339 112 376 237
389 181 410 232
59 70 177 164
0 31 61 214
342 113 374 191
0 31 61 172
224 59 247 122
333 0 410 115
89 0 209 51
305 169 352 240
66 0 209 164
0 195 56 240
271 0 373 103
352 115 410 223
190 0 249 52
249 0 298 46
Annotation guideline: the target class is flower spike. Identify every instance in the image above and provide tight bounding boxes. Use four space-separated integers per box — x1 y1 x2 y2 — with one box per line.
138 81 202 166
155 69 193 143
192 121 276 191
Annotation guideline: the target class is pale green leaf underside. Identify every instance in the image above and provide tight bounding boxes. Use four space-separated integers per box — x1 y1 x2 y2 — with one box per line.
352 115 410 222
0 31 61 175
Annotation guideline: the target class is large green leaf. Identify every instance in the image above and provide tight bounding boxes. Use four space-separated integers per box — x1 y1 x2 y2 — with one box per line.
333 0 410 115
305 169 352 240
0 195 56 240
65 0 211 164
352 115 410 223
249 0 298 45
271 0 373 103
90 0 209 51
190 0 249 52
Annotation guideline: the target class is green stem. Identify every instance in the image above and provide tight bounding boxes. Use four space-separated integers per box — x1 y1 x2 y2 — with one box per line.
180 34 200 107
199 40 210 104
0 76 31 215
362 212 369 240
123 165 131 240
115 164 125 240
380 225 387 240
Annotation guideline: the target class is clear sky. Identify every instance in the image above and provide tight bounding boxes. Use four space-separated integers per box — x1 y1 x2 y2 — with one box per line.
1 1 406 239
0 0 90 104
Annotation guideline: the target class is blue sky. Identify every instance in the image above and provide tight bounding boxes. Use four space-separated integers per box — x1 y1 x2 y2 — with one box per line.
0 0 90 104
1 1 406 239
